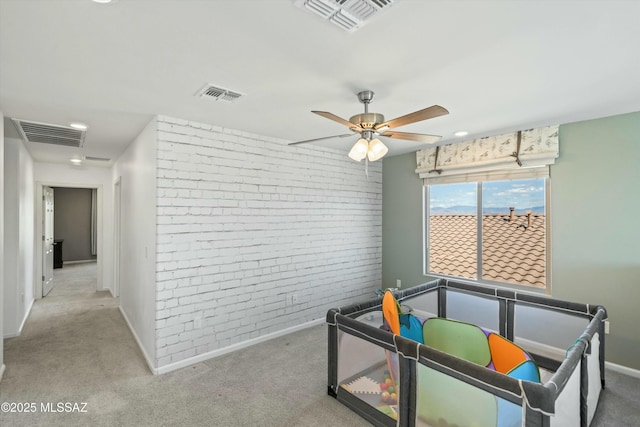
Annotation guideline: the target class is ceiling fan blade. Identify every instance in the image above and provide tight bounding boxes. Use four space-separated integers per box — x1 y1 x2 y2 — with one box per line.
288 133 354 146
380 131 441 144
312 111 364 132
375 105 449 131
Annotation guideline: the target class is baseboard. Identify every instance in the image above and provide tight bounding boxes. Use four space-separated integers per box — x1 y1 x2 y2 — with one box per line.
156 317 325 375
118 306 158 375
605 361 640 379
63 259 97 265
3 299 35 339
0 364 5 383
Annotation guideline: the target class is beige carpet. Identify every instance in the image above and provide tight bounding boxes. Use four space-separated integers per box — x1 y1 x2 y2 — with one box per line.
0 263 367 426
2 263 638 426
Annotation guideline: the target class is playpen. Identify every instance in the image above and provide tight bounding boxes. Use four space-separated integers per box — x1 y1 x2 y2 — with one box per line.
327 279 606 426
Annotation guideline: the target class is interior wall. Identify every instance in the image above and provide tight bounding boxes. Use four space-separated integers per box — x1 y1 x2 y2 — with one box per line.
0 112 5 380
3 139 18 336
111 118 157 369
381 111 640 370
3 137 34 338
53 187 95 262
33 162 113 294
551 111 640 370
18 141 35 330
382 153 428 289
154 115 382 369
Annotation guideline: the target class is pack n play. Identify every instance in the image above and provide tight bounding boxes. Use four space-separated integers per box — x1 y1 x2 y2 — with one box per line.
326 279 606 426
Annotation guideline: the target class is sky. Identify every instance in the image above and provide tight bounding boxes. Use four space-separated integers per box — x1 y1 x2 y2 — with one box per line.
430 179 545 210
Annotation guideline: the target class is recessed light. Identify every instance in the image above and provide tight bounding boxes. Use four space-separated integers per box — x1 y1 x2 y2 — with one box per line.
92 0 112 3
69 122 88 130
454 131 469 137
70 157 83 165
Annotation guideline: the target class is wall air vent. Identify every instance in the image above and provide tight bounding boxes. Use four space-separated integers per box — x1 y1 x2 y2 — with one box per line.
85 156 111 162
293 0 395 32
196 83 244 102
11 118 86 147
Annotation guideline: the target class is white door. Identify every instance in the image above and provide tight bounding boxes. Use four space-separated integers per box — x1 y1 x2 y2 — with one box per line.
43 186 55 296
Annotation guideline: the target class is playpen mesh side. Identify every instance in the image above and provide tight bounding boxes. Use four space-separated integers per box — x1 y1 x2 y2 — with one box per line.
513 305 589 360
550 359 581 427
441 290 501 333
510 298 605 426
397 290 438 319
586 333 601 424
328 306 405 426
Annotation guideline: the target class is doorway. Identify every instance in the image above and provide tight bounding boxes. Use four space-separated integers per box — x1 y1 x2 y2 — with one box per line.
35 183 104 299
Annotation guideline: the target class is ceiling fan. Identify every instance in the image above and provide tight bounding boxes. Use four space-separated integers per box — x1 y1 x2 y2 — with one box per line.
289 90 449 162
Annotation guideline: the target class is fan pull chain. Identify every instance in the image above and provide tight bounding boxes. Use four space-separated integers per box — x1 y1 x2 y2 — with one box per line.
365 157 369 178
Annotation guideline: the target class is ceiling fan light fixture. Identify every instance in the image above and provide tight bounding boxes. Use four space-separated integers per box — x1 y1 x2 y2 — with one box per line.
348 138 369 161
69 122 88 130
367 138 388 161
291 90 448 163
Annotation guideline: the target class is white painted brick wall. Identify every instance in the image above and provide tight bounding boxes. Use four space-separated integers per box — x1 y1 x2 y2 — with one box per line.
155 115 382 367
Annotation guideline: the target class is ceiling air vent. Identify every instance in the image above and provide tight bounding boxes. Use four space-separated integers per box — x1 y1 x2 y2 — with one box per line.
294 0 395 32
196 83 244 102
11 118 86 147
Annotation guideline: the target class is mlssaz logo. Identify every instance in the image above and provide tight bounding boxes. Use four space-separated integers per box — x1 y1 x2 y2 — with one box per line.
41 402 88 413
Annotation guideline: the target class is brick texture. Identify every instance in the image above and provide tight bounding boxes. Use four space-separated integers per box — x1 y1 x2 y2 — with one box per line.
155 116 382 367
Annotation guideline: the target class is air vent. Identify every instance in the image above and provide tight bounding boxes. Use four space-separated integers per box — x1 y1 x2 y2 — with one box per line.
196 83 244 102
331 9 359 31
294 0 395 32
11 118 86 147
85 156 111 162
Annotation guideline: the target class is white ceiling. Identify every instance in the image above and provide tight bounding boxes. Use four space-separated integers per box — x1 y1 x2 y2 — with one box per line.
1 0 640 166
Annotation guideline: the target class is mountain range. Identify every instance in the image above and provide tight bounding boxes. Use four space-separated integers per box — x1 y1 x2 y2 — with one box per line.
431 206 545 215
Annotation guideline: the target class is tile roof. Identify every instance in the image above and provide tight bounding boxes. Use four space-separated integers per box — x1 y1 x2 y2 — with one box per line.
429 213 546 288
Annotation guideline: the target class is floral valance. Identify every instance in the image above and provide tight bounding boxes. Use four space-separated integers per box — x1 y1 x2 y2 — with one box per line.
415 125 559 180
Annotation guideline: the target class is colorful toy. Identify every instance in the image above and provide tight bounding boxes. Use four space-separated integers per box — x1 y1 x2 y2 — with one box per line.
378 369 399 404
381 290 541 425
382 291 540 382
382 290 424 344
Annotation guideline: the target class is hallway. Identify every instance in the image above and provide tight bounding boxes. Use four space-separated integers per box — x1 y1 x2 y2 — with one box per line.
1 263 150 418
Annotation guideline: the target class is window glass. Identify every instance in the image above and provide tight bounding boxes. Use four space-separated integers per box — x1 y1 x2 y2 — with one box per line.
427 178 547 289
482 179 546 288
429 183 477 280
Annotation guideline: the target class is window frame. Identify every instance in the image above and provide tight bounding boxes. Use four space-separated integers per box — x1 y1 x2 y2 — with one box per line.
423 176 551 294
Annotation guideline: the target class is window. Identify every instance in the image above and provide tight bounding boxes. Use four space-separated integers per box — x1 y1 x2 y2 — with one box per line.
426 177 548 290
416 125 558 291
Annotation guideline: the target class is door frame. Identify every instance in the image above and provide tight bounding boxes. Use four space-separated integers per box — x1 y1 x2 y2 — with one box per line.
35 182 104 299
113 177 121 298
